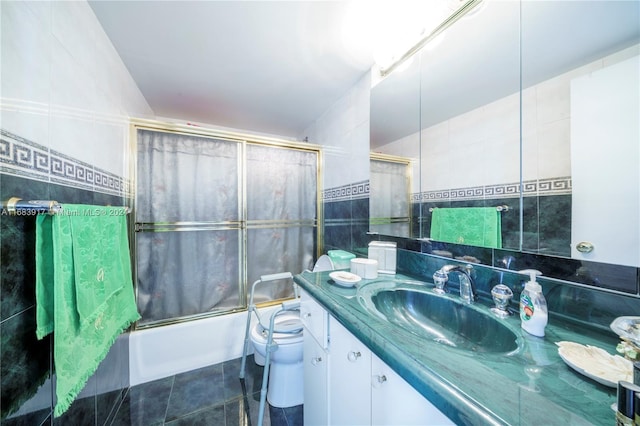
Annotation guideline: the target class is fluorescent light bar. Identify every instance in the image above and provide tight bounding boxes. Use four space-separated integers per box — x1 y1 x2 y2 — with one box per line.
379 0 484 77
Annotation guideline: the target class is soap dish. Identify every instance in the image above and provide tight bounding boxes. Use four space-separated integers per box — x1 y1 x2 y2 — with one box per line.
329 271 361 288
556 341 632 387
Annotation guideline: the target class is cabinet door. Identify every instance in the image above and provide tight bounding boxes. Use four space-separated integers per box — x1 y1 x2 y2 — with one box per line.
371 354 454 426
300 288 329 348
329 316 372 426
303 330 329 426
570 54 640 266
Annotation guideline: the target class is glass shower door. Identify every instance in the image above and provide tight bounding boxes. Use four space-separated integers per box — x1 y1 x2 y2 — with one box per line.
245 144 318 303
135 129 243 327
133 128 320 327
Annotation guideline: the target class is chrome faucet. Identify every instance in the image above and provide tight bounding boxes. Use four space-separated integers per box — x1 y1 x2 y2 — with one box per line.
437 264 477 303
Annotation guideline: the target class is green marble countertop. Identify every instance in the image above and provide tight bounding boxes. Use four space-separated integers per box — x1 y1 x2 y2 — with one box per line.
294 270 620 426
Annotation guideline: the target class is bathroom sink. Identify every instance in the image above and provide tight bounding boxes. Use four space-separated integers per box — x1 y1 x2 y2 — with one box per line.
357 281 520 354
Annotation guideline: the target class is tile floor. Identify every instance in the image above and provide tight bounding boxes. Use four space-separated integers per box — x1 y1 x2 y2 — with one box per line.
109 355 303 426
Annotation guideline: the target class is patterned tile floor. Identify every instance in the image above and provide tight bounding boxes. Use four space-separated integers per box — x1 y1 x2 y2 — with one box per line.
110 356 303 426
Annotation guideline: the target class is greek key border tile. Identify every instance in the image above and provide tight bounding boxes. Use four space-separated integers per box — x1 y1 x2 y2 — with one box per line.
0 129 131 197
412 177 571 202
323 180 370 202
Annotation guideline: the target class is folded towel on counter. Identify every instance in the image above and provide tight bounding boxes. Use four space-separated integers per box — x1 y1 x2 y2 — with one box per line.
35 204 140 417
430 207 502 249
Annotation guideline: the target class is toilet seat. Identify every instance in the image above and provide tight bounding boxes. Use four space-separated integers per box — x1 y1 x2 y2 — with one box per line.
312 254 335 272
251 311 303 345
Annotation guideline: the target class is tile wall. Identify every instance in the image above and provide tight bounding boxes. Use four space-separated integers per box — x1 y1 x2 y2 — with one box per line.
301 72 372 254
1 1 152 424
323 181 370 252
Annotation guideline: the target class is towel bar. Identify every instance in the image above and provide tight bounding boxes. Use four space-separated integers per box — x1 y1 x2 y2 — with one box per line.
2 197 130 216
429 205 509 212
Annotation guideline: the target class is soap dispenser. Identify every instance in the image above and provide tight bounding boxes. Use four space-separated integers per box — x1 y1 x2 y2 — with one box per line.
519 269 548 337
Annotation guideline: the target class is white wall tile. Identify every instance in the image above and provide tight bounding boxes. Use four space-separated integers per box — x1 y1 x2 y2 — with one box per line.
448 107 485 149
349 121 370 183
483 91 520 140
92 121 127 177
303 72 371 190
538 118 571 179
50 38 96 112
536 76 570 126
484 131 520 186
421 121 449 156
521 86 538 136
421 144 452 193
51 1 98 80
1 108 49 150
1 0 153 182
603 44 640 67
49 113 95 167
521 131 539 184
1 1 52 104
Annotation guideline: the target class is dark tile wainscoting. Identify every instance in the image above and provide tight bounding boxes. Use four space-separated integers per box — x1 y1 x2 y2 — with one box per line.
323 181 369 253
384 242 640 331
1 171 130 425
414 193 571 257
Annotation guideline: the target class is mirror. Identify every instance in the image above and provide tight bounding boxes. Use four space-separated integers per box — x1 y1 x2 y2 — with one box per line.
521 1 639 266
370 52 421 239
370 0 640 267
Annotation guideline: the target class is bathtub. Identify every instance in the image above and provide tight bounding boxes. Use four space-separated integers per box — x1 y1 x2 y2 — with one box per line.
129 306 279 386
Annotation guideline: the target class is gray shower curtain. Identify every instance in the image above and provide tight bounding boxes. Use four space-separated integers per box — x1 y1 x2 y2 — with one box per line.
135 129 317 327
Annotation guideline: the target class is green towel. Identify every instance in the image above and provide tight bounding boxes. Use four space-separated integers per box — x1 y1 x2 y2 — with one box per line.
430 207 502 249
35 204 140 417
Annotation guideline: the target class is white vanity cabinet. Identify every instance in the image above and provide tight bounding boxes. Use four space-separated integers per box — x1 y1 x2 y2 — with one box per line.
303 333 329 425
300 289 329 426
329 315 373 425
371 353 454 425
301 287 453 426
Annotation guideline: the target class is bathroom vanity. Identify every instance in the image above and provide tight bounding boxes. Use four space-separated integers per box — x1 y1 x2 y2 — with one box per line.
300 287 452 425
294 270 619 425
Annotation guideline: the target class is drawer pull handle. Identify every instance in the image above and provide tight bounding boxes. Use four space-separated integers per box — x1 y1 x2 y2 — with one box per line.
576 241 594 253
372 374 387 388
347 351 361 362
311 356 322 365
303 312 312 318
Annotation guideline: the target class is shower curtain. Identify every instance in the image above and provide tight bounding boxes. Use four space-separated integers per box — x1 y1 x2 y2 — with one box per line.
135 129 317 327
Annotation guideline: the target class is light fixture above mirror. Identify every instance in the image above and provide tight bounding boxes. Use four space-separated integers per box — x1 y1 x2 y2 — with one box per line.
342 0 484 78
377 0 484 77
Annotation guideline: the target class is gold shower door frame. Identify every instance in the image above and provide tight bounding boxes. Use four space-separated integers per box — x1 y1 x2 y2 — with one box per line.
129 119 323 329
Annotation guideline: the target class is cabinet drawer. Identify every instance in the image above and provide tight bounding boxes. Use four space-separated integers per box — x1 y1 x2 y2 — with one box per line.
300 288 329 349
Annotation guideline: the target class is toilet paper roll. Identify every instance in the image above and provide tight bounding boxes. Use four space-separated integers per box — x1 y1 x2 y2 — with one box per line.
350 258 378 279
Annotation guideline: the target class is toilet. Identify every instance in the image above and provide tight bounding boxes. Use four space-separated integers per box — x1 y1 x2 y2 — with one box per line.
250 310 304 408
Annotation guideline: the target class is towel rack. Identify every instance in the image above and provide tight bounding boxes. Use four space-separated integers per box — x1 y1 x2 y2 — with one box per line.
2 197 62 215
429 205 509 212
2 197 130 215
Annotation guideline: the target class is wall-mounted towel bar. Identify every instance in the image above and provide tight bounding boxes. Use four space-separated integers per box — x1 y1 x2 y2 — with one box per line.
2 197 63 215
429 205 509 212
2 197 130 215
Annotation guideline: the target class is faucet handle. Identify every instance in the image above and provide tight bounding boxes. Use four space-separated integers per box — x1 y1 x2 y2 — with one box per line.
490 284 513 318
432 270 448 294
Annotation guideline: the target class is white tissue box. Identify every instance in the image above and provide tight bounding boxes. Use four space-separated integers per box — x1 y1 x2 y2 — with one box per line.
350 258 379 279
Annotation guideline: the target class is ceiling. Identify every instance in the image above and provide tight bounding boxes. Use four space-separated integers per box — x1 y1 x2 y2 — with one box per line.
88 1 376 140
